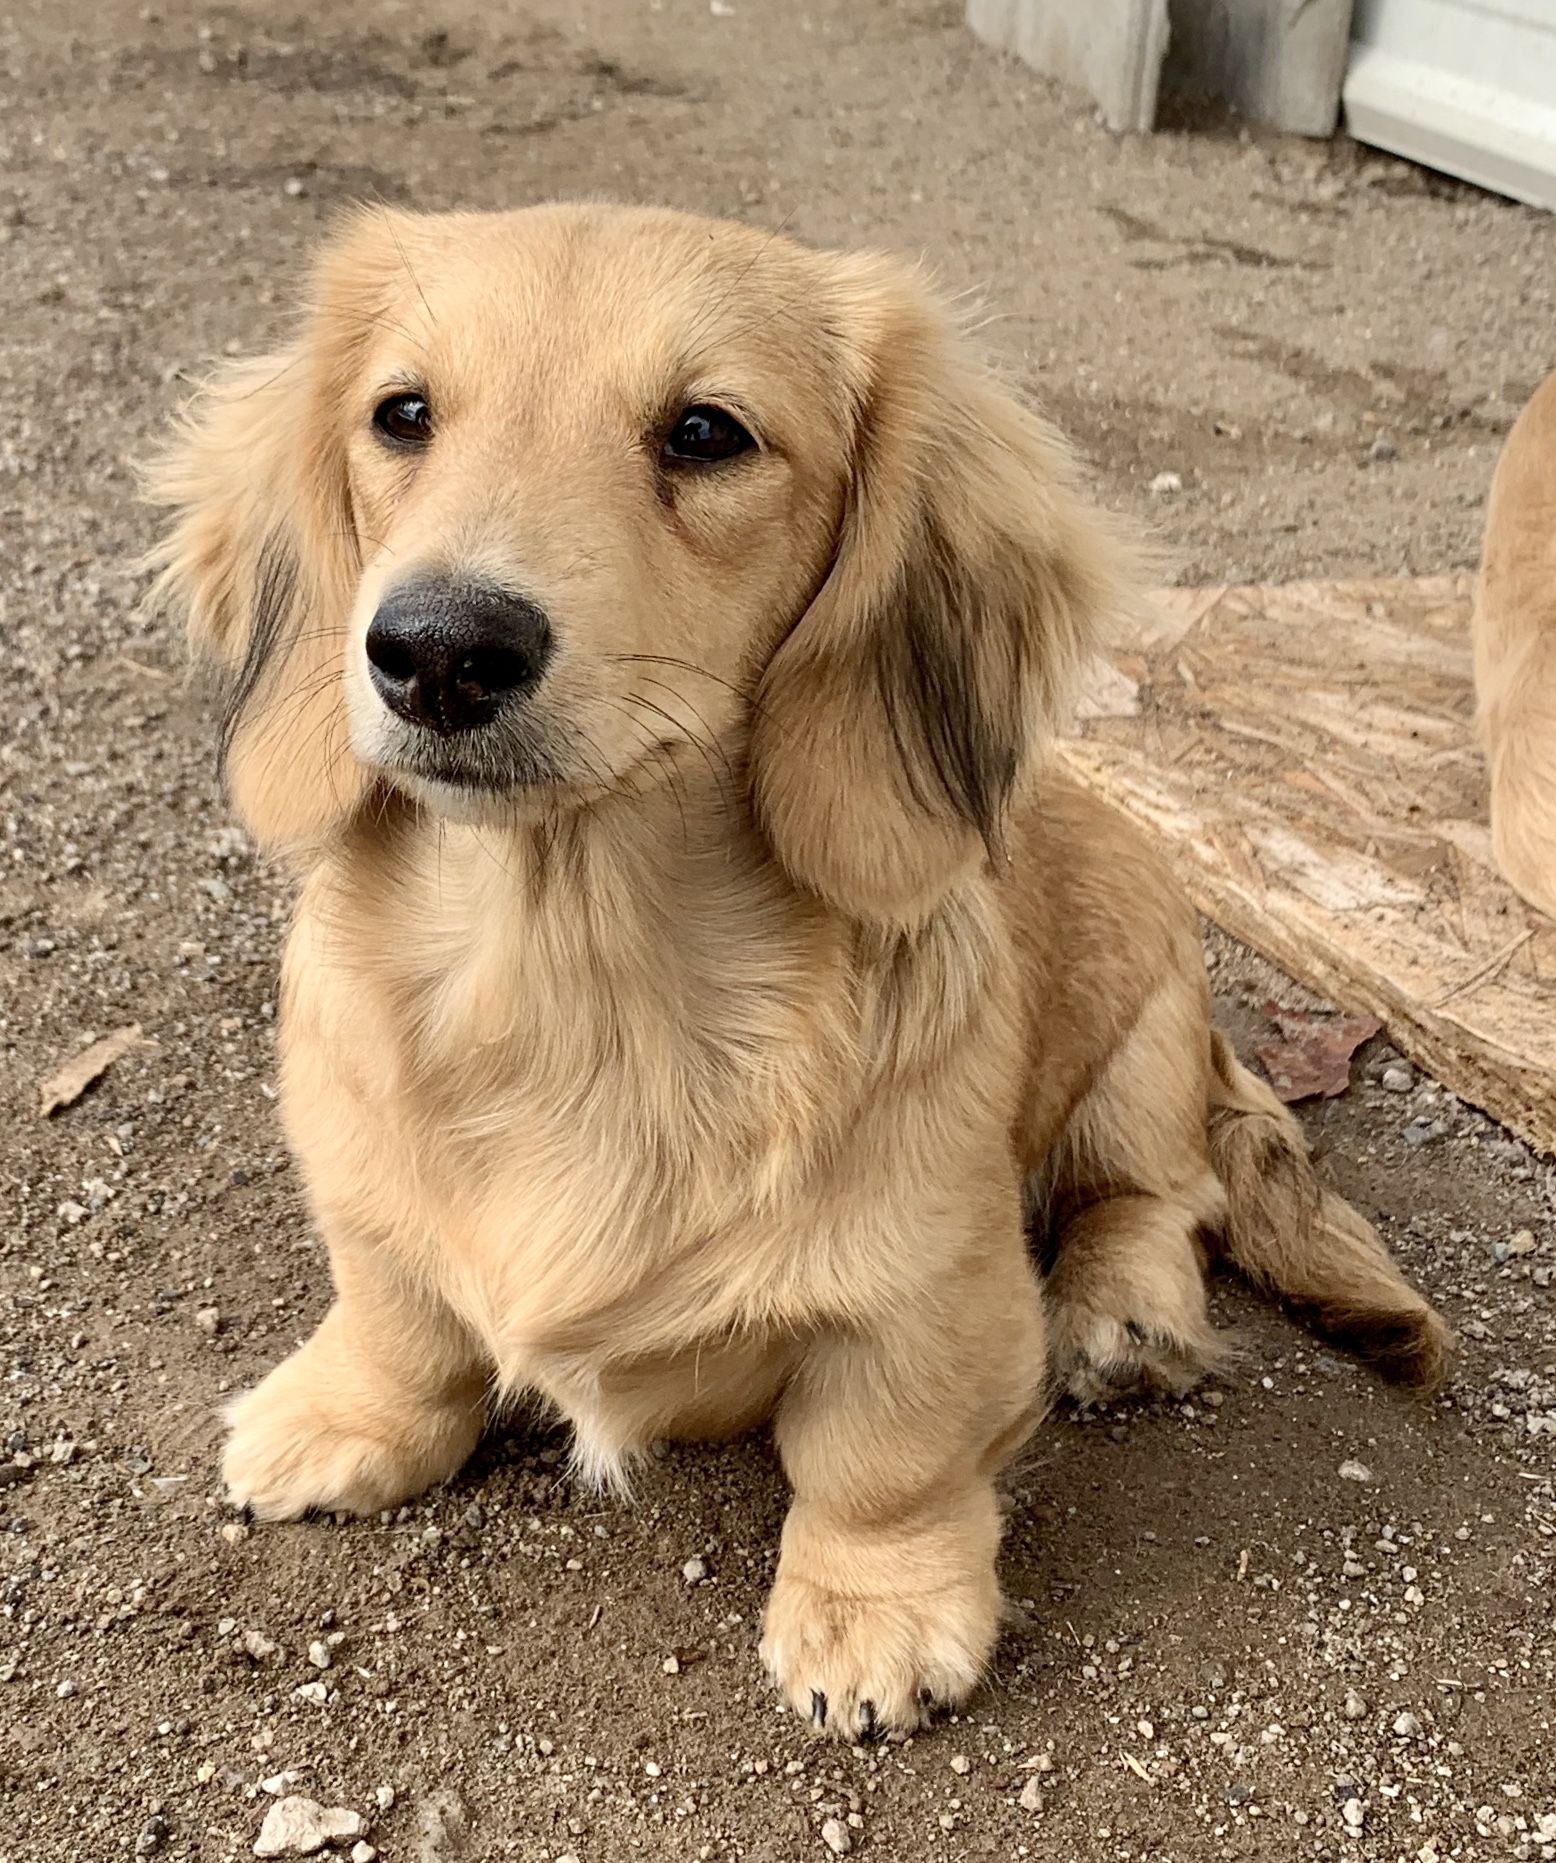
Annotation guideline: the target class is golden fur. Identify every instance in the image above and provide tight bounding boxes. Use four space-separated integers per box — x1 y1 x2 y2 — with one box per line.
151 203 1447 1739
1475 367 1556 920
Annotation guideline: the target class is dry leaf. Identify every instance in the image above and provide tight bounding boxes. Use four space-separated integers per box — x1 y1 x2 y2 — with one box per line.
38 1024 144 1117
1255 1003 1381 1103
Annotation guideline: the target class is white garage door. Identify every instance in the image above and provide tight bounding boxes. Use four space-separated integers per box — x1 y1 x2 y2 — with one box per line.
1344 0 1556 209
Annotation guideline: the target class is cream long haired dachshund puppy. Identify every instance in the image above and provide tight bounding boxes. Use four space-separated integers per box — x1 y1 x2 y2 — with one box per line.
153 204 1446 1739
1475 367 1556 920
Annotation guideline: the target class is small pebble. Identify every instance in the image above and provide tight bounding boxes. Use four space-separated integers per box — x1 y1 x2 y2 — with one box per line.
254 1797 365 1858
195 1307 222 1337
949 1754 971 1774
307 1640 332 1671
1337 1459 1373 1484
1381 1064 1413 1092
1343 1688 1369 1720
135 1816 170 1856
282 177 306 198
1018 1775 1045 1812
1393 1711 1423 1739
1368 434 1397 462
350 1847 377 1863
1342 1796 1366 1830
820 1817 852 1855
1149 469 1183 496
681 1556 708 1585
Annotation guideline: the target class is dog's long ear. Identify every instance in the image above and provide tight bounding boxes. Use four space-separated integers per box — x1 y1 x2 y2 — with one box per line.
147 220 392 854
752 255 1133 926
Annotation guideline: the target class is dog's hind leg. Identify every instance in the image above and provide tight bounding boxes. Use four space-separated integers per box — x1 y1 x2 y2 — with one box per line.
1035 967 1230 1404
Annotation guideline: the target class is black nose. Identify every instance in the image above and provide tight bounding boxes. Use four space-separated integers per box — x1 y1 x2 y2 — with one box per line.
365 579 552 735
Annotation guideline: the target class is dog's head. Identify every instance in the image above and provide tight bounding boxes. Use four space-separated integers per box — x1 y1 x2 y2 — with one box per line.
152 203 1129 924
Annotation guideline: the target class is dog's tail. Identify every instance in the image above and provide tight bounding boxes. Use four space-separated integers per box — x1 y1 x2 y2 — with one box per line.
1206 1031 1450 1388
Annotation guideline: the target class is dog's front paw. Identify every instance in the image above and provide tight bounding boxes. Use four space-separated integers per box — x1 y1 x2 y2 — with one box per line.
760 1560 999 1741
222 1344 483 1522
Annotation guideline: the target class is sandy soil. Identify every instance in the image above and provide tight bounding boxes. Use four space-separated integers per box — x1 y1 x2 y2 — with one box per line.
2 1 1554 1858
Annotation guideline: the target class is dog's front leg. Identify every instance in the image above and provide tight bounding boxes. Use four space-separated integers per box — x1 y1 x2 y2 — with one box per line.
222 1226 488 1522
760 1222 1044 1740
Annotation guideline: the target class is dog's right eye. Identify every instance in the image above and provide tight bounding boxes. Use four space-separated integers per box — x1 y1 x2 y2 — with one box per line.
372 393 433 448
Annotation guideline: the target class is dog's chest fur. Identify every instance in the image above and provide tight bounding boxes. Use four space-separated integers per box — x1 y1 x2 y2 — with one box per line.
275 802 1003 1467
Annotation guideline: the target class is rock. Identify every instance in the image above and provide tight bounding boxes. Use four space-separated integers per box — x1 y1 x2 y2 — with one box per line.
253 1797 365 1858
1392 1710 1423 1739
1337 1460 1373 1484
292 1681 329 1705
1368 434 1397 462
1381 1064 1413 1092
372 1787 394 1814
307 1640 332 1670
195 1307 222 1337
135 1816 171 1855
681 1556 708 1585
1149 470 1183 496
240 1630 276 1661
1019 1775 1046 1812
820 1817 852 1855
1343 1688 1369 1720
949 1754 971 1774
282 177 306 198
350 1847 377 1863
1341 1796 1366 1830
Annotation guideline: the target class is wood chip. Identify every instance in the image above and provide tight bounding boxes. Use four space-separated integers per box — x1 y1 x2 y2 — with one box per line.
38 1024 144 1116
1065 576 1556 1154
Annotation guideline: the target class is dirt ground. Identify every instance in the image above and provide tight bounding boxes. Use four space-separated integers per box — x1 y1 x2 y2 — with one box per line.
2 1 1554 1858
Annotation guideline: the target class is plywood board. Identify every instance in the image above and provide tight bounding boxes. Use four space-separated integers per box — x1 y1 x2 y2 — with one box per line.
1064 575 1556 1154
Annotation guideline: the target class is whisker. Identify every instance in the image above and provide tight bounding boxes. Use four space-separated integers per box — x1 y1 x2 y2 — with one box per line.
621 690 733 805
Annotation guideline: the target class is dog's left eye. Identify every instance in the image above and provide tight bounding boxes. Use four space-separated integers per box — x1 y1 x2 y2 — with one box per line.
373 393 433 448
662 404 755 465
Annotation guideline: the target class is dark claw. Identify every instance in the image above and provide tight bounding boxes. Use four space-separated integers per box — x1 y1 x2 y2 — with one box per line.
918 1684 938 1711
811 1689 828 1729
1125 1320 1147 1345
857 1699 878 1742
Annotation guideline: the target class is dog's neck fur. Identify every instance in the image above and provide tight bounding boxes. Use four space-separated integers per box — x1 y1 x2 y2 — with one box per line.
295 767 1006 1213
